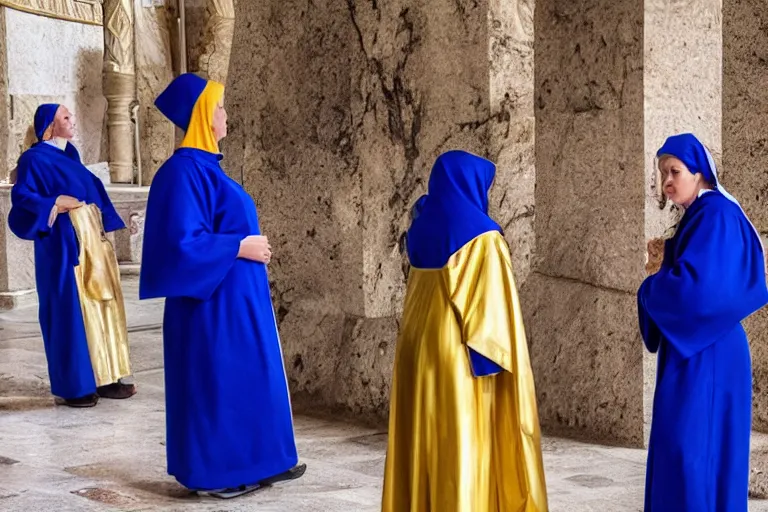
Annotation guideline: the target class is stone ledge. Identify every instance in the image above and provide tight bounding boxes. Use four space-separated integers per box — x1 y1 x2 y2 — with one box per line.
0 289 35 310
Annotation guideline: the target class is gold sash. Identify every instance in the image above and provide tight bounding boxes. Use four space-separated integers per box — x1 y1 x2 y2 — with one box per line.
69 203 131 387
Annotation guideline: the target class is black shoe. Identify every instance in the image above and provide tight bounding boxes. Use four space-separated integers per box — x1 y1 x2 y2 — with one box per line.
259 463 307 486
97 382 137 399
197 483 262 499
57 393 99 408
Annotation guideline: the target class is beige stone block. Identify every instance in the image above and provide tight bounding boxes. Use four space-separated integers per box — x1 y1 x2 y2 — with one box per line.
723 0 768 232
134 1 176 184
723 0 768 436
521 272 645 447
534 0 645 293
107 185 149 264
0 185 36 306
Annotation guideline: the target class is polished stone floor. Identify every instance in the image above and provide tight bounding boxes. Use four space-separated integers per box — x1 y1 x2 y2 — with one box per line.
2 277 768 511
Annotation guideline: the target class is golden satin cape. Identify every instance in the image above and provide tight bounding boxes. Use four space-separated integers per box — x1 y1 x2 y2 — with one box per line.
382 231 548 512
69 203 131 386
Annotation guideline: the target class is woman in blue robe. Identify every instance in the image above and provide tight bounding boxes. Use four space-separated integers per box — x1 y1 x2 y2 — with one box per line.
639 133 768 511
140 73 305 499
8 103 135 407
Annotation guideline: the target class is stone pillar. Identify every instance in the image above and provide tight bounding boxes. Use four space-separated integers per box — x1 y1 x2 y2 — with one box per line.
722 2 768 496
134 0 175 184
487 0 535 282
196 0 234 83
528 0 721 448
0 7 9 183
226 0 535 422
723 0 768 434
0 185 36 309
103 0 137 184
643 0 722 444
527 0 646 446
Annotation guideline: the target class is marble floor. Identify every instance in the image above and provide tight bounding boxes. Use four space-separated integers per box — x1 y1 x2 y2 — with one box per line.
2 277 768 511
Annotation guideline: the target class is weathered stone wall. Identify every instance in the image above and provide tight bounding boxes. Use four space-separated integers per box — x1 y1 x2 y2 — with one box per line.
134 1 175 184
526 0 645 446
4 7 106 172
227 0 535 421
643 0 722 444
723 0 768 432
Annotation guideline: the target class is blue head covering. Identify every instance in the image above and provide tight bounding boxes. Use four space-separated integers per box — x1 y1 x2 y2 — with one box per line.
406 150 502 269
657 132 762 249
154 73 208 130
34 103 60 141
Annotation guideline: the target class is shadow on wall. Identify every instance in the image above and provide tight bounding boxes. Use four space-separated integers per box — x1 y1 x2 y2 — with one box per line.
75 48 107 166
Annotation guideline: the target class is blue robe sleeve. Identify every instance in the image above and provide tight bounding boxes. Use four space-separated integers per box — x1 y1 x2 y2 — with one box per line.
638 205 768 359
139 160 244 301
469 350 504 377
8 155 57 240
90 174 125 233
637 281 662 353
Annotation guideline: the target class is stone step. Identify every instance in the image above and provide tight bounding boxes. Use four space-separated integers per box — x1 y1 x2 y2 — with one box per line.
119 263 140 277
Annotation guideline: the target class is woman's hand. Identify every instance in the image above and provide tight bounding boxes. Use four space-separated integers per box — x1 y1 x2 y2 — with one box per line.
55 195 83 213
238 235 272 264
645 237 665 275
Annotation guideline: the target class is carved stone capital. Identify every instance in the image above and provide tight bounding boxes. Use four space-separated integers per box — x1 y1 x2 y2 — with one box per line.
0 0 103 26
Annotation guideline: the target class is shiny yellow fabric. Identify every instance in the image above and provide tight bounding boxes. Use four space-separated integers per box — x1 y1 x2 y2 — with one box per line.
179 80 224 154
382 231 548 512
69 204 131 387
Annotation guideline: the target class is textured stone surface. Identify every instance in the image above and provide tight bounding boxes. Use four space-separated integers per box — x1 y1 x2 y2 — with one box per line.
522 273 644 446
5 282 768 510
134 1 176 184
226 0 534 420
643 0 722 445
488 0 535 283
644 0 722 241
531 0 644 447
723 0 768 432
534 0 644 293
5 9 106 168
107 185 149 264
0 185 35 295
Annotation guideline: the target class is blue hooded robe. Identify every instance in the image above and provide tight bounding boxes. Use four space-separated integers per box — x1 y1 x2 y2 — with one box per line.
406 150 505 376
139 74 299 490
639 133 768 511
7 103 125 400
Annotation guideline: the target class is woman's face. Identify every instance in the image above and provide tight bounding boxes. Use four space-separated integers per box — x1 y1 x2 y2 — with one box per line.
212 101 227 142
659 156 704 208
50 106 76 140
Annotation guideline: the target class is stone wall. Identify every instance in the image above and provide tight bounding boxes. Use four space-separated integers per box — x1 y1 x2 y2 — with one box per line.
227 0 535 422
4 7 106 173
526 0 645 447
134 1 175 184
643 0 722 444
723 0 768 432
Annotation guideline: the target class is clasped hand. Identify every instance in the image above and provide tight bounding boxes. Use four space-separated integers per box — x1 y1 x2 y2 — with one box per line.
239 235 272 264
48 195 84 227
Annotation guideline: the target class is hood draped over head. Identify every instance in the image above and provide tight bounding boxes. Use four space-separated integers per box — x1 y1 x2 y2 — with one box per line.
657 132 762 248
34 103 60 142
405 150 502 269
155 73 225 154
